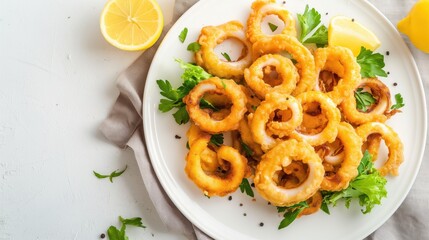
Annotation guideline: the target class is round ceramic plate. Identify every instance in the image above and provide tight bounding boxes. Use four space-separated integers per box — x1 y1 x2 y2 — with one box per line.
143 0 427 239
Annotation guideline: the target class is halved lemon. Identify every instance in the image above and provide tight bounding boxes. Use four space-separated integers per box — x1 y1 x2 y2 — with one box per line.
328 16 381 56
100 0 164 51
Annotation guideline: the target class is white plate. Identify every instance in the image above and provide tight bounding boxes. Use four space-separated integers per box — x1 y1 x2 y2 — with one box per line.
143 0 427 239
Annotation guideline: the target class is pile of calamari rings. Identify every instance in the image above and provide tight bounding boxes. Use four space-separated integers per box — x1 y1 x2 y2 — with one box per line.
183 0 404 215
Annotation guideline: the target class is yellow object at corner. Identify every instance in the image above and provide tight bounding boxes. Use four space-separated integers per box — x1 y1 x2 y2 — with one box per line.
100 0 164 51
397 0 429 53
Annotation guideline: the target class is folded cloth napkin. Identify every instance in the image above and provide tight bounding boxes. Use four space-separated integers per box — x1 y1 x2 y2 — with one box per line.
100 0 429 239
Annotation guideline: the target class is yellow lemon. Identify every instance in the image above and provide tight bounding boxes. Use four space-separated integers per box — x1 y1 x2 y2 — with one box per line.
397 0 429 53
328 16 381 56
100 0 164 51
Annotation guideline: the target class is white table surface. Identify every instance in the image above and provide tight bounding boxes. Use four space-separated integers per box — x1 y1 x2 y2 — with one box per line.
0 0 427 239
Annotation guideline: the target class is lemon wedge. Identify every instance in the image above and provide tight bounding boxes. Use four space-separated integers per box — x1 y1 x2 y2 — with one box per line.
397 0 429 53
100 0 164 51
328 16 381 56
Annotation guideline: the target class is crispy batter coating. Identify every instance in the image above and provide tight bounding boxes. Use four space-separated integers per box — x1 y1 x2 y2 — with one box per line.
246 0 297 43
299 191 323 217
356 122 404 176
290 91 341 146
244 54 299 99
252 35 317 95
254 139 324 206
184 77 247 133
341 78 398 125
195 21 253 80
185 135 248 196
314 46 361 105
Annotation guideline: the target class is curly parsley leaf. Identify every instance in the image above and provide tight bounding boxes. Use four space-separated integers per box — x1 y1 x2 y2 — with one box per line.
240 141 254 158
354 88 376 112
239 178 254 197
157 59 212 124
107 216 145 240
93 165 127 183
210 134 224 147
277 201 309 229
268 22 278 32
221 52 231 62
179 27 188 43
200 98 219 111
187 42 201 52
303 25 328 47
297 5 322 42
356 47 388 78
322 151 387 214
391 93 404 110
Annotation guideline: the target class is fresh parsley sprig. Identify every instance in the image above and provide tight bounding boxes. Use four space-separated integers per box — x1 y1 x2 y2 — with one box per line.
107 216 146 240
356 47 388 78
322 151 387 214
157 59 212 124
178 27 188 43
93 165 127 183
239 178 254 197
221 52 232 62
210 133 224 147
297 5 328 47
187 42 201 52
391 93 405 110
268 22 278 32
240 141 254 158
354 88 376 112
277 201 309 229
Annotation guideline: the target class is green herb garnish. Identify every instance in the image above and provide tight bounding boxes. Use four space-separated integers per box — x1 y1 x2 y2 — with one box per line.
107 216 146 240
303 25 328 47
354 88 376 112
221 52 232 62
200 98 219 111
179 27 188 43
93 165 127 183
187 42 201 52
240 141 254 158
210 133 224 147
297 5 322 41
277 201 309 229
391 93 404 110
268 22 278 32
356 47 388 78
322 151 387 214
157 59 211 124
239 178 254 197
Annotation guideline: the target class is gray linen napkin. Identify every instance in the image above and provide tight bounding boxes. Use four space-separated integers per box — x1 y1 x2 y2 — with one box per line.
100 0 428 239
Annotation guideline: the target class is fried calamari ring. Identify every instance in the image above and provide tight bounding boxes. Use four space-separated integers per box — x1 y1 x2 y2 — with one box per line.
184 77 247 133
318 122 362 191
195 21 253 80
244 54 299 98
290 91 341 146
254 139 324 206
239 85 261 113
314 46 361 105
246 0 297 43
186 123 219 172
185 135 248 196
250 92 302 151
238 116 264 158
355 122 404 176
252 35 317 95
341 78 397 125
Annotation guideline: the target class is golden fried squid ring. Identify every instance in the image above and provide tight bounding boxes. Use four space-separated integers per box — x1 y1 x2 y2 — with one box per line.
250 92 302 151
246 0 297 43
244 54 299 98
186 123 219 172
299 191 323 217
239 85 261 113
290 91 341 146
356 122 404 176
252 35 317 95
185 135 248 196
238 116 264 157
184 77 247 133
195 21 253 80
314 46 361 105
317 122 362 191
254 139 324 206
341 78 397 125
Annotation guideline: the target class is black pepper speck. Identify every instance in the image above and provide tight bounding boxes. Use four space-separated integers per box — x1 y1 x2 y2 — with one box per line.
251 183 255 188
175 135 181 139
240 203 243 206
351 18 355 22
228 196 232 201
268 202 271 205
244 213 247 216
259 222 264 227
387 71 390 75
393 82 398 86
325 12 328 15
386 51 390 56
100 233 106 239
